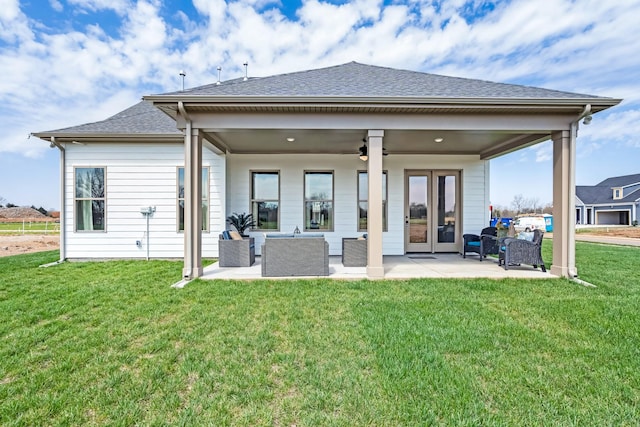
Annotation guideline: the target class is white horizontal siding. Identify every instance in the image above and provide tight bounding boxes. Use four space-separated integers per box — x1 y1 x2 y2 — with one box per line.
64 143 225 259
227 153 489 256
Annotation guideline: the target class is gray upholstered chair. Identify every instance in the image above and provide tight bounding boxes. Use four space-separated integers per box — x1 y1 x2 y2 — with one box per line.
218 235 255 267
462 226 498 261
498 229 546 272
342 238 367 267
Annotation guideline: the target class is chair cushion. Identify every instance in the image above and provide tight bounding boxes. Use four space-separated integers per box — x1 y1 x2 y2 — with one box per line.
518 232 534 241
229 231 243 240
266 233 295 238
467 241 481 247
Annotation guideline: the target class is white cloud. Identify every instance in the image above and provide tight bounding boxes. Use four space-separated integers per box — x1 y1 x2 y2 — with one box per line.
2 0 640 164
49 0 64 12
66 0 132 13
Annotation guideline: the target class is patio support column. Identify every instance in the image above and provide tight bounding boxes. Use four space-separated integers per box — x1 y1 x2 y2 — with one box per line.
183 125 203 279
551 129 576 278
367 130 385 279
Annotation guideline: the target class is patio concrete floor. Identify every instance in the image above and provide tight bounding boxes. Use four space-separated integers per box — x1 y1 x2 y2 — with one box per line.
201 254 553 280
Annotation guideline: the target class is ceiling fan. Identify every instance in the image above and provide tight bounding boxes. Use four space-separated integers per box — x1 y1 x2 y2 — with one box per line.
358 138 388 161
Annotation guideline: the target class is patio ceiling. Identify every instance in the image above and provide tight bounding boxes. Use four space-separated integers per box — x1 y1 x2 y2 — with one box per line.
200 128 550 158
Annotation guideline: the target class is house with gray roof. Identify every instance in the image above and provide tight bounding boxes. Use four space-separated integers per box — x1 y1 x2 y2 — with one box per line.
32 62 621 279
576 173 640 225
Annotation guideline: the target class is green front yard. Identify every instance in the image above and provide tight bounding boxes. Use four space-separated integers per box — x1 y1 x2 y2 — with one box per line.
1 243 639 425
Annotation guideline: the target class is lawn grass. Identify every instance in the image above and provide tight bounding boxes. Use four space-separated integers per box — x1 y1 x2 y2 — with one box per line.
1 243 639 425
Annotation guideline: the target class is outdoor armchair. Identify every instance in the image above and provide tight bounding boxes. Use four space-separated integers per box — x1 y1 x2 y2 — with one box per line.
462 226 498 261
498 229 546 272
218 234 255 267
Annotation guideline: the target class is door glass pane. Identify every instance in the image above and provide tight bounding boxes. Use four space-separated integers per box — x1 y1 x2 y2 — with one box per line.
409 175 428 244
437 175 456 243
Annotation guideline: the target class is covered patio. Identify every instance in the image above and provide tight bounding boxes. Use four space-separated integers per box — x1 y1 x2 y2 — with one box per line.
145 62 621 280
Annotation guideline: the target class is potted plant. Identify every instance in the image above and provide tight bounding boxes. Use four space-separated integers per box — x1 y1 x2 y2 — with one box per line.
227 212 256 236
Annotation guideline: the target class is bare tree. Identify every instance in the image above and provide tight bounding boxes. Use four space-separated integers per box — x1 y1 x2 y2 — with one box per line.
0 195 5 207
527 197 541 214
511 194 526 215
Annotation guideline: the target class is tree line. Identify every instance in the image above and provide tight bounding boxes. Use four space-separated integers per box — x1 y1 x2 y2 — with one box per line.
492 194 553 218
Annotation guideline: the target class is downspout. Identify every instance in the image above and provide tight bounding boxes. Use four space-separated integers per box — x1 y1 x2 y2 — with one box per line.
568 105 591 283
49 137 66 262
178 102 194 279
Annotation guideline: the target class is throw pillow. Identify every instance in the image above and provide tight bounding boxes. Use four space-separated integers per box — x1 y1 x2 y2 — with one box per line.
229 231 243 240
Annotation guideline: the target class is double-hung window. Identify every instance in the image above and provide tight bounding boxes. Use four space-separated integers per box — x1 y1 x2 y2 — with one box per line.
358 171 388 231
177 167 209 232
74 167 105 231
251 171 279 230
304 171 333 231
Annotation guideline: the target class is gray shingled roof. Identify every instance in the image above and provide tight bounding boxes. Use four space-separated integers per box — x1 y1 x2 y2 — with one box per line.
158 62 606 99
596 173 640 188
577 173 640 204
36 101 181 135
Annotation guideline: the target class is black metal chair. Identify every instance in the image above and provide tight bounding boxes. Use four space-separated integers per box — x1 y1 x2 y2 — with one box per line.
462 226 498 261
498 229 546 272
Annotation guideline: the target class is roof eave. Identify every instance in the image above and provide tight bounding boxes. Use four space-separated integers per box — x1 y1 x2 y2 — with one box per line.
144 94 621 108
31 133 183 143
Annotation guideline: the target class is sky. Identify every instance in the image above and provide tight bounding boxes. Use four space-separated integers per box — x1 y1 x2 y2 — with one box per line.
1 0 639 211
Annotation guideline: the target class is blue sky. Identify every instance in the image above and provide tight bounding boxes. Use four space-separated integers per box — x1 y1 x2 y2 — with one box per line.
1 0 639 210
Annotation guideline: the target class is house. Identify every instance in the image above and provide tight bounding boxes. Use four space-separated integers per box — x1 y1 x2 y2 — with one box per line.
576 173 640 225
32 62 621 279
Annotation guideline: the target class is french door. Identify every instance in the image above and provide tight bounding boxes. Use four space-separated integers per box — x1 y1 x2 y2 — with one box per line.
405 170 460 253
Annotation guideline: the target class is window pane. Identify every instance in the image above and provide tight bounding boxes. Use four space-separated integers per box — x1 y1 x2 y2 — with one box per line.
253 201 278 230
75 168 104 198
305 172 332 200
359 201 368 230
437 175 456 243
178 168 185 199
76 200 104 231
305 201 332 230
253 172 279 200
358 172 367 200
202 200 208 231
178 200 185 231
201 168 209 200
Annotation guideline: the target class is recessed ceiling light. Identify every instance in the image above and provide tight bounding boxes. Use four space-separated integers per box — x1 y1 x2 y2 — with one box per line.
286 137 295 142
434 137 444 143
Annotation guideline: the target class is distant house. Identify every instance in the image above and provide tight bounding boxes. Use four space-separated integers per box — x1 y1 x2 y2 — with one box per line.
32 62 621 278
576 174 640 225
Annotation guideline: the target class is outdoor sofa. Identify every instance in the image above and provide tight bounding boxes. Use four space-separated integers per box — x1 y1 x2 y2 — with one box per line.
261 233 329 277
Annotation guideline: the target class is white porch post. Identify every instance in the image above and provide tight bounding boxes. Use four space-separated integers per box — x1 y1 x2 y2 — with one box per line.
183 125 203 279
367 130 385 279
551 129 576 278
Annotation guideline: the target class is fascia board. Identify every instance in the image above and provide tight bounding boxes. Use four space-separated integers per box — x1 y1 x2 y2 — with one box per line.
32 133 182 143
144 95 622 108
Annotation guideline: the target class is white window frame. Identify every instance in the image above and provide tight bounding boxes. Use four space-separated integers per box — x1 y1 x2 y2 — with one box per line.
177 166 210 233
74 166 106 232
250 170 280 231
304 170 334 232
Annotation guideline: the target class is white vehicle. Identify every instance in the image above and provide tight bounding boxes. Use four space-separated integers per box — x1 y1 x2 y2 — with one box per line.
513 216 546 233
